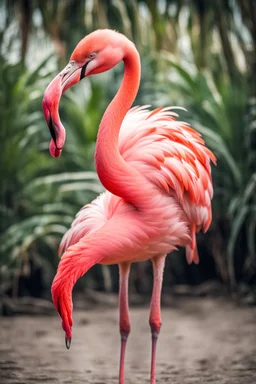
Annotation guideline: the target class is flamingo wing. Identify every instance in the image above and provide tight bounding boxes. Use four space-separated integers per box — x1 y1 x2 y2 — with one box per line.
119 106 216 263
59 191 134 255
60 106 216 263
59 193 107 255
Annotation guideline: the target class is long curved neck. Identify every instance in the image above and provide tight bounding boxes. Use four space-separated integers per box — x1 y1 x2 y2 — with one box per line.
95 43 154 208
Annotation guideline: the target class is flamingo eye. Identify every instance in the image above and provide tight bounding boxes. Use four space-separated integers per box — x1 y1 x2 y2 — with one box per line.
88 52 96 59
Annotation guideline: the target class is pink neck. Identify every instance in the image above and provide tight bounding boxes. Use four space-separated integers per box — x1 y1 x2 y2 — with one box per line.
95 43 154 208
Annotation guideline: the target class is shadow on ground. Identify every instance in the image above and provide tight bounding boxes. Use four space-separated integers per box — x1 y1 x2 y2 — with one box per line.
0 297 256 383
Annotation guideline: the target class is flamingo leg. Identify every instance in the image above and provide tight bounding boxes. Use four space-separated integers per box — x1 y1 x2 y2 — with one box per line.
149 255 166 384
118 262 131 384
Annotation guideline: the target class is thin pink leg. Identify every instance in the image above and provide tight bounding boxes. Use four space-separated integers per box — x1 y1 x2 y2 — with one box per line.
149 255 166 384
118 262 131 384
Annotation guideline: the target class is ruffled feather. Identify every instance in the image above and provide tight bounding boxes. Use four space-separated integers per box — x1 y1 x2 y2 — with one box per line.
60 106 216 261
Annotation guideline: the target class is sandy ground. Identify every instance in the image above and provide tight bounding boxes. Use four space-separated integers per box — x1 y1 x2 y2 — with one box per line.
0 297 256 384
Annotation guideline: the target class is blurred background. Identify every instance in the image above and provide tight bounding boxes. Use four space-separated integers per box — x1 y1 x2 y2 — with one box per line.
0 0 256 312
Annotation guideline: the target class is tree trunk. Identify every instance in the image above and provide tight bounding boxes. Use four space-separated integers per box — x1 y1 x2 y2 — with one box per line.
19 0 32 62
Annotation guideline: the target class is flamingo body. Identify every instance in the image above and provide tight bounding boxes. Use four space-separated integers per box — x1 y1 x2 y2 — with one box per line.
42 29 216 384
60 106 215 264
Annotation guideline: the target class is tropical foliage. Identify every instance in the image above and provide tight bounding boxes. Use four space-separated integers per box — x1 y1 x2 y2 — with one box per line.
0 54 103 294
1 0 255 299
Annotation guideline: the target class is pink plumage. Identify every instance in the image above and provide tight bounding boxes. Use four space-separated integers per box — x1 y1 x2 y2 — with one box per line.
42 29 216 384
60 106 215 264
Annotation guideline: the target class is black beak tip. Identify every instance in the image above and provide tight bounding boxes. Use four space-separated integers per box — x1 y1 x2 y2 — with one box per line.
65 336 71 349
48 116 57 145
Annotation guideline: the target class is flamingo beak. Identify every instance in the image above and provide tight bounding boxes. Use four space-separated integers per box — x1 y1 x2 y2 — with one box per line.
55 297 73 349
65 336 72 349
42 61 87 158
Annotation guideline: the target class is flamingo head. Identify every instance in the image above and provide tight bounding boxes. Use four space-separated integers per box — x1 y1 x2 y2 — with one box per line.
42 29 129 158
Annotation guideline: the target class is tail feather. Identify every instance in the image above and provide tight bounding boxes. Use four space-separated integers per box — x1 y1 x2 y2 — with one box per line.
186 245 199 264
186 224 199 264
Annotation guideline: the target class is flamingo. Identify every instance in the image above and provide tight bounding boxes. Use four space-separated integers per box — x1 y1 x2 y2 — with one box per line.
42 29 216 384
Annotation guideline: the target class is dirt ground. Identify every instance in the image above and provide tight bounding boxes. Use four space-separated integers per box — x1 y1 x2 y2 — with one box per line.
0 297 256 384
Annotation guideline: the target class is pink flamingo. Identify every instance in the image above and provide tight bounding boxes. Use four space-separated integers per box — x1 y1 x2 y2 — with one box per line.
42 29 216 384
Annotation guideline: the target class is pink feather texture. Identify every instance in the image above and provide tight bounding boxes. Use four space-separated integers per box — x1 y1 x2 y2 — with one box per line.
59 106 215 264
